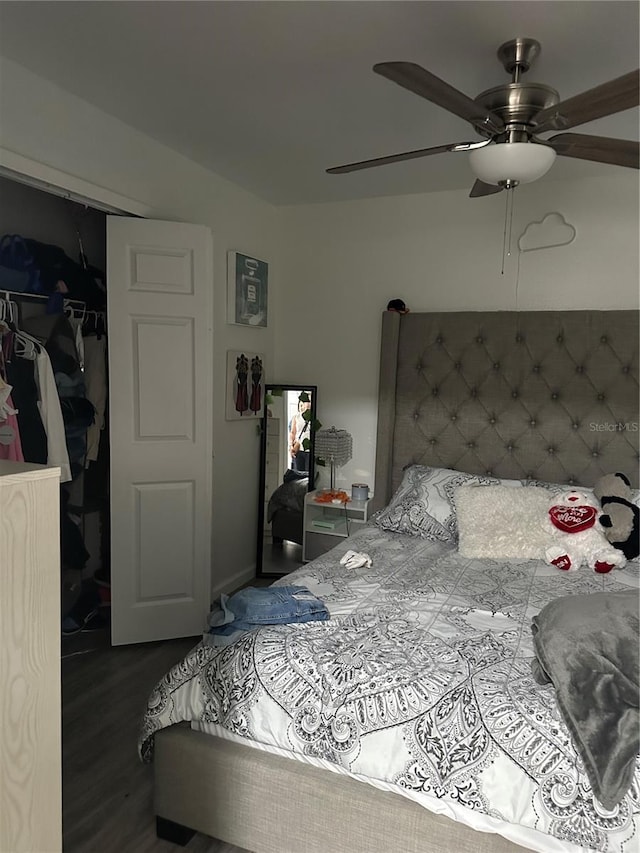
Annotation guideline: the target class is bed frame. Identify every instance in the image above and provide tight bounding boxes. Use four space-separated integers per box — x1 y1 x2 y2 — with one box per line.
271 507 304 546
154 309 639 853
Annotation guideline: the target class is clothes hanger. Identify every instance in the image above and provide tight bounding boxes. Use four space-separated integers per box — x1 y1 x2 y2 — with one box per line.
13 331 38 361
0 294 39 360
83 309 97 334
0 295 16 334
0 293 13 325
82 308 106 339
63 299 87 322
9 298 19 327
96 312 105 339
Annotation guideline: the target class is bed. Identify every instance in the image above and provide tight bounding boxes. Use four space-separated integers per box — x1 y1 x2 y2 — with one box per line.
267 474 309 546
140 310 639 853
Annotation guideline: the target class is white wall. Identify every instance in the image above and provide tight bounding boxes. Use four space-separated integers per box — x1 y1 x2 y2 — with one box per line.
2 56 638 584
277 175 639 495
0 56 281 592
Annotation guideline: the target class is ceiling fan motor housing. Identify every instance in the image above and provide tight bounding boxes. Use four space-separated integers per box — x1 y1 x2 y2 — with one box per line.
474 83 560 140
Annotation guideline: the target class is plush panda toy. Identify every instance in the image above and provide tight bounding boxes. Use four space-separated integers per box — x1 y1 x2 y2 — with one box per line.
593 473 640 562
544 489 628 574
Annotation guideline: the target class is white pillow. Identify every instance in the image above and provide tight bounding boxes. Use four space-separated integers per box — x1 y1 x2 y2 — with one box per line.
456 484 555 559
375 465 521 542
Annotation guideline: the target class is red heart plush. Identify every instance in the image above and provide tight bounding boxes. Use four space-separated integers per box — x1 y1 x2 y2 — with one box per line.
549 504 597 533
551 554 572 571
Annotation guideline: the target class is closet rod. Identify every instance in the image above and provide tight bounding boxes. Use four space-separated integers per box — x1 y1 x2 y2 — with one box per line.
0 289 86 310
0 290 104 326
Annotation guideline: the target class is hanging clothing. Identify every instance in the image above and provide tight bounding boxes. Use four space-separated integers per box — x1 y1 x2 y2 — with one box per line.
22 312 94 478
5 347 48 464
22 312 79 376
83 333 107 465
68 316 85 371
60 487 90 571
0 391 24 462
33 345 71 481
0 374 17 420
0 331 25 462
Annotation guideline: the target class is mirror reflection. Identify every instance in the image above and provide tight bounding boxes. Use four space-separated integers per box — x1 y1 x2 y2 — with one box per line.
257 385 317 577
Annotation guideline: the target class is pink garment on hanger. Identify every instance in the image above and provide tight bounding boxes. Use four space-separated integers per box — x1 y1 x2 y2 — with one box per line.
0 393 25 462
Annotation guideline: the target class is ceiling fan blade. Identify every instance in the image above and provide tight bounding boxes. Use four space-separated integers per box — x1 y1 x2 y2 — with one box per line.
469 180 504 198
373 62 504 135
548 133 639 169
532 69 639 133
327 142 471 174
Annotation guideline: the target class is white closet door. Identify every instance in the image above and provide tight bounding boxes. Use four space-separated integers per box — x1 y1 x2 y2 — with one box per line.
107 217 213 645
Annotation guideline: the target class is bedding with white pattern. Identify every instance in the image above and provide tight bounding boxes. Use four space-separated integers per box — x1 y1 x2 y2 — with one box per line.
139 525 639 853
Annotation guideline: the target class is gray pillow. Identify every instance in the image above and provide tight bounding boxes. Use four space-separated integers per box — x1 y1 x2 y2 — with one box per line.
375 465 518 541
525 478 640 508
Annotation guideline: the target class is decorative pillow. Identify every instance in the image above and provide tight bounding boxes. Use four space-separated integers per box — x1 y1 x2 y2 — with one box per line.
375 465 520 541
283 469 308 484
524 479 594 495
456 484 557 559
525 478 640 509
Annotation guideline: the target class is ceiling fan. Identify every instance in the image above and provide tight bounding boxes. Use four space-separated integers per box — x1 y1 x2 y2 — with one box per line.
327 38 639 197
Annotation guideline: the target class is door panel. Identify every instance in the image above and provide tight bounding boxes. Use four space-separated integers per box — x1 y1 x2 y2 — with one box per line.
136 480 194 599
107 217 212 645
133 316 194 438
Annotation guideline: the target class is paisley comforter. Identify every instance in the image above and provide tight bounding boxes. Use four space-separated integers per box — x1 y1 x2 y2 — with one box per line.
139 525 640 853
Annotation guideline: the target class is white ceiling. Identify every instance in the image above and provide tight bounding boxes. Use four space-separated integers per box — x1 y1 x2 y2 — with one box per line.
0 1 638 206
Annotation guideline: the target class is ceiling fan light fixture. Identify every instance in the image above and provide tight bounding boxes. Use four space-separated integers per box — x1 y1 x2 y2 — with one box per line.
469 142 557 186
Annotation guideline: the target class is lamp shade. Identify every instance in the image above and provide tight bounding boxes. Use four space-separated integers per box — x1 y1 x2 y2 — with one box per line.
469 142 556 186
315 427 352 467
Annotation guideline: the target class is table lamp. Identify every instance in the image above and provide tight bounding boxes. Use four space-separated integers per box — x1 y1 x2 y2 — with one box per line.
315 426 352 494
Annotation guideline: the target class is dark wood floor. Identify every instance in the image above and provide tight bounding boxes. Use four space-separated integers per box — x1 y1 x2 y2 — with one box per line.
260 538 303 576
62 632 252 852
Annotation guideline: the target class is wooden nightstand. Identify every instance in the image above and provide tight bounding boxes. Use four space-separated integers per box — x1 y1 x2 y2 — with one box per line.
302 490 371 562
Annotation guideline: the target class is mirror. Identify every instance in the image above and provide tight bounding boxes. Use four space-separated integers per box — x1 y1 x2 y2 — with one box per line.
256 384 318 577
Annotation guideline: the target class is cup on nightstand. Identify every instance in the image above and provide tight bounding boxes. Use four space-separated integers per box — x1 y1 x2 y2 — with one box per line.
351 484 369 501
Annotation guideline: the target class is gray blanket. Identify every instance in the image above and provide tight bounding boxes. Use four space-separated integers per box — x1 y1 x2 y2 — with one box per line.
267 477 308 522
531 590 640 810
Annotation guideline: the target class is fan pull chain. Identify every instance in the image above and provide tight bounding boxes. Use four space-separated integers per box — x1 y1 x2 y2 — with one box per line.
501 186 516 275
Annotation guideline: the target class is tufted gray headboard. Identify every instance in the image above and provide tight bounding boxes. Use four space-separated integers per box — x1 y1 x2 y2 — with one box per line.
372 310 639 511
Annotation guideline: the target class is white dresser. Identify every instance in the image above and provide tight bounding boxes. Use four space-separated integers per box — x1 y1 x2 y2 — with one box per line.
0 461 62 853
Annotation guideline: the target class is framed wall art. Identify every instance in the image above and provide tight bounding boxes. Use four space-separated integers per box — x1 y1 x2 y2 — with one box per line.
227 251 268 328
225 350 265 420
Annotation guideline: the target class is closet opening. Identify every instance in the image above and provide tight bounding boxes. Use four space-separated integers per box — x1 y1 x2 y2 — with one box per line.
0 172 123 650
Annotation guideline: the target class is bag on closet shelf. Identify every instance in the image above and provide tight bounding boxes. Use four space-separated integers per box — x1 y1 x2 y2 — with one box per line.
24 239 106 309
0 233 43 293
